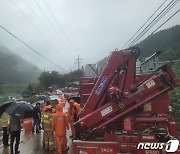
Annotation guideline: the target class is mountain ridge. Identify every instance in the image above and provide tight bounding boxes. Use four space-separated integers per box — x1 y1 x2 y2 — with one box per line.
97 25 180 69
0 46 42 84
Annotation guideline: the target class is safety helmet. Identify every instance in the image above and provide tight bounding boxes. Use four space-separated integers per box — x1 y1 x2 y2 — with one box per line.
69 99 75 104
46 105 52 110
43 105 52 112
56 103 63 111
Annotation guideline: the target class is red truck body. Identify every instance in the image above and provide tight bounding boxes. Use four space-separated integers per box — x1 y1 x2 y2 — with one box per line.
73 48 180 154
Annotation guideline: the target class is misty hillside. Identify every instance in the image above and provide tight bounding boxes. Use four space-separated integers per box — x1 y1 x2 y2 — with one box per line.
136 25 180 59
0 46 42 84
97 25 180 68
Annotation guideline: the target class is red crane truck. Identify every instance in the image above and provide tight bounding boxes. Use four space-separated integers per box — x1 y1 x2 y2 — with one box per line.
73 48 180 154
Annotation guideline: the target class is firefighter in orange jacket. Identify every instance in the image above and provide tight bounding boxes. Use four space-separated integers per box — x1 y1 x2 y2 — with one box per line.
42 105 55 151
67 99 76 138
73 102 81 121
52 104 69 154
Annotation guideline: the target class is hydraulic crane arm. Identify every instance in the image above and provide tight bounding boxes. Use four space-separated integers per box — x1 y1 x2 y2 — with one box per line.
75 48 179 133
80 48 140 117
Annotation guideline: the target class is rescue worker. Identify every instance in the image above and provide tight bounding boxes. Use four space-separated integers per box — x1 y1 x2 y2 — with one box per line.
52 104 69 154
67 99 76 138
42 101 52 112
42 105 55 151
73 102 81 122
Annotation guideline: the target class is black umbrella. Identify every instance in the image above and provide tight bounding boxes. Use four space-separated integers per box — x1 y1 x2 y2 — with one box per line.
6 101 33 119
34 95 47 102
0 101 13 116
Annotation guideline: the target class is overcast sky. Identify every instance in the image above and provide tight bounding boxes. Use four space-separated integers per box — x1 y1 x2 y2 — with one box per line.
0 0 180 73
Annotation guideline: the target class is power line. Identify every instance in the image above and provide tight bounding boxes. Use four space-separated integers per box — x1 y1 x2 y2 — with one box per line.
11 0 67 60
124 0 179 48
22 0 71 59
128 0 177 47
127 0 179 48
0 25 68 72
151 8 180 34
122 0 168 49
43 0 79 56
34 0 76 58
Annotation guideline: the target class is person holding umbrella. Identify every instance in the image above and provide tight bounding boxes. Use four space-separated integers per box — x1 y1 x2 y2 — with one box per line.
8 113 21 154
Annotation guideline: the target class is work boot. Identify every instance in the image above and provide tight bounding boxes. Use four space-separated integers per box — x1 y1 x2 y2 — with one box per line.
15 151 20 154
36 129 40 133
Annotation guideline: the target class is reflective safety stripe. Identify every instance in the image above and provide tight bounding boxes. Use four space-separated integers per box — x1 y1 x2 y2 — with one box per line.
44 120 50 123
49 142 54 145
43 115 49 118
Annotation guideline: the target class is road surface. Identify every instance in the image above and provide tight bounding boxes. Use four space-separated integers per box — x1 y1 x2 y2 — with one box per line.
0 129 73 154
0 102 73 154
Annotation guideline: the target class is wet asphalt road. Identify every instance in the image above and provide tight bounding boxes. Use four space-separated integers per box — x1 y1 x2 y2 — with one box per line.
0 102 73 154
0 129 73 154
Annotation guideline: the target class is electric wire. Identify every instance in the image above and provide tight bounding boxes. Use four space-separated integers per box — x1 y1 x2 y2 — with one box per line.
11 0 68 61
34 0 76 58
22 0 72 60
127 0 179 48
0 25 68 72
126 0 179 48
151 7 180 35
127 0 179 47
125 0 175 48
122 0 168 49
43 0 79 57
124 0 179 48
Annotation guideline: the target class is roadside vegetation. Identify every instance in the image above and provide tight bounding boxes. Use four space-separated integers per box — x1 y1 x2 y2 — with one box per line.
159 48 180 121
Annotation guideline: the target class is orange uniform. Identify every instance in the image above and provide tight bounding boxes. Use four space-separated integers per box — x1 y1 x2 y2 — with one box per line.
74 102 80 116
67 100 75 137
52 104 69 154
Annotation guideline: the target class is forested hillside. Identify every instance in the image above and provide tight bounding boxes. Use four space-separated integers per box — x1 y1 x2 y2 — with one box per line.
0 46 42 84
136 25 180 59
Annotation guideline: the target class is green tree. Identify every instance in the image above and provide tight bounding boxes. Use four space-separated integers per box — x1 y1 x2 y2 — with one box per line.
38 69 83 90
170 64 180 121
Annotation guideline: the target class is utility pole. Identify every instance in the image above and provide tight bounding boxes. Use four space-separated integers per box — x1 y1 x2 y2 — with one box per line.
75 55 83 70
